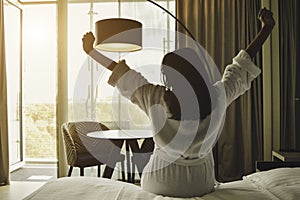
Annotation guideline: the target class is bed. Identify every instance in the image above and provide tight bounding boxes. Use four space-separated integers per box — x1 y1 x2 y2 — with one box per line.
24 167 300 200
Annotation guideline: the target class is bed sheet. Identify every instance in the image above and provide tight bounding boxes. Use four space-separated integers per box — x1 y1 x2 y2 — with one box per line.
24 168 300 200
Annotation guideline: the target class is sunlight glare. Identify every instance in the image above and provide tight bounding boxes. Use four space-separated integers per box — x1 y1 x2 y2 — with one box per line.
26 24 46 44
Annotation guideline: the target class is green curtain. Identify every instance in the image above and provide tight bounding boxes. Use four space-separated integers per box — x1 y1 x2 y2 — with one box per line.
279 0 300 151
176 0 263 182
0 0 10 186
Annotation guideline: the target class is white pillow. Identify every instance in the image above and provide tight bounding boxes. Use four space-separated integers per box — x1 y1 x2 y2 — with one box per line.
243 167 300 199
244 167 300 187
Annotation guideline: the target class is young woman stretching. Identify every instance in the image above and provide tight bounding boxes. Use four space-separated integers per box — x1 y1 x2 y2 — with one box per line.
82 8 275 197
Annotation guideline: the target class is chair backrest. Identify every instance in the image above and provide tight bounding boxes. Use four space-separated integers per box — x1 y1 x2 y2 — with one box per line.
66 121 109 153
62 123 77 165
63 121 124 165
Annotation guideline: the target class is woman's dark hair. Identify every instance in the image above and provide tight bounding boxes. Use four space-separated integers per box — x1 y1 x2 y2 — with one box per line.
161 48 212 120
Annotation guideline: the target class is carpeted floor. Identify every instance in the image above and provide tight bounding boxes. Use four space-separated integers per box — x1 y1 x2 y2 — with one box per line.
10 165 101 182
11 165 57 182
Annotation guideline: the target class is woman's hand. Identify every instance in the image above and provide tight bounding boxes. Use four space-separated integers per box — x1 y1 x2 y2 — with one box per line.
82 31 117 71
245 8 275 58
82 32 95 54
258 8 275 28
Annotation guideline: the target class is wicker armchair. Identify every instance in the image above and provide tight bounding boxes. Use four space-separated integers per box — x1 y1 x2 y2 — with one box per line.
62 121 125 180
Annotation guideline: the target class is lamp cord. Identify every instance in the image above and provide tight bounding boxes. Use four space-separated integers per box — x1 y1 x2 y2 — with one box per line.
147 0 215 87
146 0 196 41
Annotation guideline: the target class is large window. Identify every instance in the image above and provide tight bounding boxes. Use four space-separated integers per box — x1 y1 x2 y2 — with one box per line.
68 0 175 130
7 0 175 163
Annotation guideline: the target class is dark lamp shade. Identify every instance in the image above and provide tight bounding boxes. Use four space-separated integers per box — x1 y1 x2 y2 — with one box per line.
95 18 142 52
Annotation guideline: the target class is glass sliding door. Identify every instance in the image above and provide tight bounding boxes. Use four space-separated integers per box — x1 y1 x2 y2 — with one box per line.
22 4 57 162
4 0 23 168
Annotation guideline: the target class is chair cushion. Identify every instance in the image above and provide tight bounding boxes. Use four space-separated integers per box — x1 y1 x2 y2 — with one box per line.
74 152 103 167
75 152 125 168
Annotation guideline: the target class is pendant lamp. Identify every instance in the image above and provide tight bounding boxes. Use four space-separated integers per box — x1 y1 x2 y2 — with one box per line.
95 18 142 52
94 0 195 53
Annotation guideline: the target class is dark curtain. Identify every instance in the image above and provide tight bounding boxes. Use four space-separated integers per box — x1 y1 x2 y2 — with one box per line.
279 0 300 151
176 0 263 182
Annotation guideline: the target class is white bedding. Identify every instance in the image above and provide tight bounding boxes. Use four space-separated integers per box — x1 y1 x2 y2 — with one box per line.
24 168 300 200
